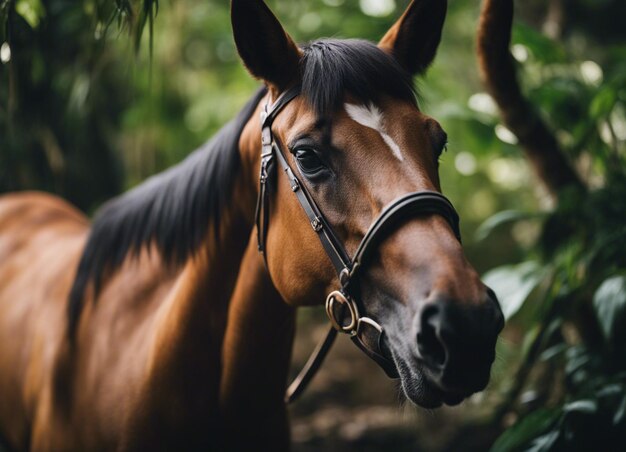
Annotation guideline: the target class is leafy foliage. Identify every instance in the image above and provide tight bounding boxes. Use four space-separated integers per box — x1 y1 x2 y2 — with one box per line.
0 0 158 211
483 261 543 321
594 276 626 342
484 180 626 439
1 0 625 450
483 15 626 449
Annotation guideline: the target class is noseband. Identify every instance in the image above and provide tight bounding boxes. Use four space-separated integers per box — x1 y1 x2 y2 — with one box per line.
254 86 462 402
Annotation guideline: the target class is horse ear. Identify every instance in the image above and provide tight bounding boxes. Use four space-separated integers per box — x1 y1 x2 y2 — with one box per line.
378 0 447 75
231 0 302 91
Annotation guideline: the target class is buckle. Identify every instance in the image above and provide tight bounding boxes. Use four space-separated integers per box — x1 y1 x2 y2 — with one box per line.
261 127 272 146
260 159 270 183
311 216 322 231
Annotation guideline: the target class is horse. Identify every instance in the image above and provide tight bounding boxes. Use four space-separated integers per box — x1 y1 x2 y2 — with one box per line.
0 0 504 449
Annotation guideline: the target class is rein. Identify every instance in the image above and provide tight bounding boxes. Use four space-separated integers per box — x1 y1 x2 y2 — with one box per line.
254 86 462 403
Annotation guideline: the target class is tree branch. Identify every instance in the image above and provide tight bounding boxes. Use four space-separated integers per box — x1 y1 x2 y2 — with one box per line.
477 0 585 197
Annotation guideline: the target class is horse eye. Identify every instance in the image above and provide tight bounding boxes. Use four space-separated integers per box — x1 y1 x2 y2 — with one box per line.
295 149 325 174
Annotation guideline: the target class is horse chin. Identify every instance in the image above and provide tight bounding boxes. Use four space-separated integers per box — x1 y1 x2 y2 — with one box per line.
391 352 468 409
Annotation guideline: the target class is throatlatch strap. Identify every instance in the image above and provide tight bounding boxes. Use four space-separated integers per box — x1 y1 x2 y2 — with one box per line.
285 325 337 403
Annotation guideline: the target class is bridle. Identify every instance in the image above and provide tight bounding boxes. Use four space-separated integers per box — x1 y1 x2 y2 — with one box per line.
254 86 462 403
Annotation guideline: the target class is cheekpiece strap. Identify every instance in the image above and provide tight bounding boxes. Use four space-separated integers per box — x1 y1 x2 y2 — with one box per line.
255 86 302 258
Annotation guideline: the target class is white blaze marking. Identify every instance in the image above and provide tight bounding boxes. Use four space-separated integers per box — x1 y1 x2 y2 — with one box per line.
345 102 404 161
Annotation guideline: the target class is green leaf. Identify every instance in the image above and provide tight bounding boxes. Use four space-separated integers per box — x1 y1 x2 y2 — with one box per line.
475 210 538 241
521 324 540 359
483 262 543 320
134 0 158 55
614 394 626 425
563 399 597 414
15 0 45 29
592 275 626 341
539 343 567 362
527 430 560 452
490 408 561 452
511 23 566 64
565 346 591 380
1 0 10 41
590 86 617 119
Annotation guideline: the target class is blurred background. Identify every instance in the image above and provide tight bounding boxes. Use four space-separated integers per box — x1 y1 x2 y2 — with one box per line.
1 0 625 450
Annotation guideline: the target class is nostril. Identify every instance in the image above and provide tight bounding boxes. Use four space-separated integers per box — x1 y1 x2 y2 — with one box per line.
417 329 446 367
416 305 446 367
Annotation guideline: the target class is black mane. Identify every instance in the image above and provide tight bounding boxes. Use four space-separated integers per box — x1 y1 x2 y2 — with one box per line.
67 88 266 334
67 39 417 334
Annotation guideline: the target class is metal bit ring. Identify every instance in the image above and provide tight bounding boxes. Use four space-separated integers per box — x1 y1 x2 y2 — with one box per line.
325 290 359 333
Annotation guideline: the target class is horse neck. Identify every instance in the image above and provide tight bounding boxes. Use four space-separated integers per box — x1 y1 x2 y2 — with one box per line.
218 234 296 449
131 93 296 449
135 192 253 444
134 104 268 439
149 95 266 359
215 95 296 447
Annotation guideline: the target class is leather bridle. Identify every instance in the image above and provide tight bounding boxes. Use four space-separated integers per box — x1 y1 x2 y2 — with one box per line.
254 86 462 403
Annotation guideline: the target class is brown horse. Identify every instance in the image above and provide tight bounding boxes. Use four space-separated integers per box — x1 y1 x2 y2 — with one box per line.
0 0 504 450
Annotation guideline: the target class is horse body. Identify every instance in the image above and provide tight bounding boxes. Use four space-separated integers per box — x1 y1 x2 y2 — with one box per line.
0 0 506 449
0 190 256 450
0 91 291 449
0 192 177 449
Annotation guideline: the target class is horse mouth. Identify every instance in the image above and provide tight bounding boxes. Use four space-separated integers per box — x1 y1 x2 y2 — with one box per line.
390 350 481 409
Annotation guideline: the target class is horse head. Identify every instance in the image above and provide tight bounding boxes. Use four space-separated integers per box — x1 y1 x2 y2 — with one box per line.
232 0 504 408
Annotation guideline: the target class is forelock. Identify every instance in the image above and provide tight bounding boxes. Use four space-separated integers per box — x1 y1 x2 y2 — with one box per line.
301 39 417 117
